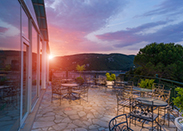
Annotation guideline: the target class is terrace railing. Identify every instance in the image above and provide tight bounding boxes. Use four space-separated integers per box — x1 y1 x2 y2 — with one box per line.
118 74 183 104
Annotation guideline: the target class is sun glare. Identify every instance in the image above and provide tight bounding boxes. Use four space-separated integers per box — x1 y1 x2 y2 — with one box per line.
49 55 54 60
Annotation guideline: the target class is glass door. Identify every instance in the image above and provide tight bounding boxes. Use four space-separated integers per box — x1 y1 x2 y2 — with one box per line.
21 38 29 126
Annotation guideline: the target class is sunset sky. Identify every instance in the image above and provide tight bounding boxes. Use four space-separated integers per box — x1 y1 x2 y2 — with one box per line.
45 0 183 57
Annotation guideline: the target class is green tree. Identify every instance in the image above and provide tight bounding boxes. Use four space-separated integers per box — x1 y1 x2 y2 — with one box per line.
133 42 183 81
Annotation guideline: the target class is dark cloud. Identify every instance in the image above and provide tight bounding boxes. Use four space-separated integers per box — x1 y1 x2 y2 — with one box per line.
96 21 183 48
46 0 127 32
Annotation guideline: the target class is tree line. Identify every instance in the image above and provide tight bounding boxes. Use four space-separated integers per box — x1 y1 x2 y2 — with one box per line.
130 42 183 82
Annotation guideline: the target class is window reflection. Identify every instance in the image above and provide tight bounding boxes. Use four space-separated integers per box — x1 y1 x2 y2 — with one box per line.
40 41 42 87
22 9 28 39
0 1 21 130
23 43 28 118
32 26 38 107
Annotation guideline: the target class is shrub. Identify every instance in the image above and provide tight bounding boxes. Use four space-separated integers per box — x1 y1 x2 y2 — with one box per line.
105 73 116 81
173 87 183 115
75 76 84 85
138 79 154 89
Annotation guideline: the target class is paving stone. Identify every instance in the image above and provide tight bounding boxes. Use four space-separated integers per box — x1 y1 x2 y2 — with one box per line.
100 115 113 122
78 111 86 117
66 123 78 129
36 116 55 122
42 127 49 131
62 129 73 131
69 114 80 120
89 125 100 129
43 112 55 116
75 128 87 131
64 110 77 115
73 120 84 127
61 117 72 123
47 127 55 131
88 129 98 131
32 122 55 128
97 120 108 127
31 129 42 131
98 127 106 131
52 123 68 130
87 113 95 119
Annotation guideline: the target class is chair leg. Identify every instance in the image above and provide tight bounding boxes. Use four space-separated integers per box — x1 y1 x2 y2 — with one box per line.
60 95 61 105
51 94 53 103
168 109 170 127
117 104 118 115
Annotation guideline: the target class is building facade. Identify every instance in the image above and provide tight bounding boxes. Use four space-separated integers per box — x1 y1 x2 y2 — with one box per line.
0 0 49 130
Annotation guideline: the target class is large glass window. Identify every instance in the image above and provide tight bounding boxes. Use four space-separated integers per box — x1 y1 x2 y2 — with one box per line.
0 1 21 130
24 0 39 28
22 42 28 119
32 26 38 108
22 9 28 39
40 41 42 87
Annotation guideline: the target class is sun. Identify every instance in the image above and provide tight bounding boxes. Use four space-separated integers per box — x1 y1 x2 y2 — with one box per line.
49 55 54 60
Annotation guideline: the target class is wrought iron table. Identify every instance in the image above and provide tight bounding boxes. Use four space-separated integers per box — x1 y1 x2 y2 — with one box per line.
61 83 79 102
133 87 152 97
136 97 168 107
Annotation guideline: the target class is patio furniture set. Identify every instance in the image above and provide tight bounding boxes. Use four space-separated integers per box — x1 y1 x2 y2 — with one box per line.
109 81 180 131
51 77 89 105
51 76 180 131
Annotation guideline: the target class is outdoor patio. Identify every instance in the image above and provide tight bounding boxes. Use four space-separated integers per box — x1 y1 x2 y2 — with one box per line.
31 85 177 131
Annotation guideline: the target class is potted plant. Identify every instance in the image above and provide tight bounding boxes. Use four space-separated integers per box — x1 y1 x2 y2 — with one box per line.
173 87 183 130
75 76 84 85
138 79 154 89
105 73 116 88
76 64 85 85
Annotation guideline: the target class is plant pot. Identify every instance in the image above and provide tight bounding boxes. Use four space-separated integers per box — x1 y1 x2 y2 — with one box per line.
106 81 114 88
175 117 183 131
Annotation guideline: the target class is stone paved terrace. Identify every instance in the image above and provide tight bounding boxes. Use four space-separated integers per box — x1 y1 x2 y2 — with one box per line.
31 85 177 131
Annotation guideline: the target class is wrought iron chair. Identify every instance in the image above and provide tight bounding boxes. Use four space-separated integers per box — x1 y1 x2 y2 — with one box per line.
157 89 172 125
152 83 165 98
116 89 131 115
109 114 133 131
51 80 67 105
129 99 162 131
167 105 181 128
78 85 89 104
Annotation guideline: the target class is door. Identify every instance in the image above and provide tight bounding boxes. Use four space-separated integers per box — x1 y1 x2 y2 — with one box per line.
20 37 29 126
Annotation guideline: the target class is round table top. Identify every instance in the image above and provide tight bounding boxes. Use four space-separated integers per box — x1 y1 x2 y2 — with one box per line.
133 87 152 92
136 97 168 107
61 79 73 81
115 81 128 84
61 83 78 87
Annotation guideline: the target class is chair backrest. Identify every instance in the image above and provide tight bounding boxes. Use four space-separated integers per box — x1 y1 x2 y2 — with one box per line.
109 114 132 131
51 80 61 94
130 99 155 122
81 85 89 93
152 83 164 90
160 89 172 103
152 83 165 99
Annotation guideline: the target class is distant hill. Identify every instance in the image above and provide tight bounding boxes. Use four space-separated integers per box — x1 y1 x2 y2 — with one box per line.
50 53 135 71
